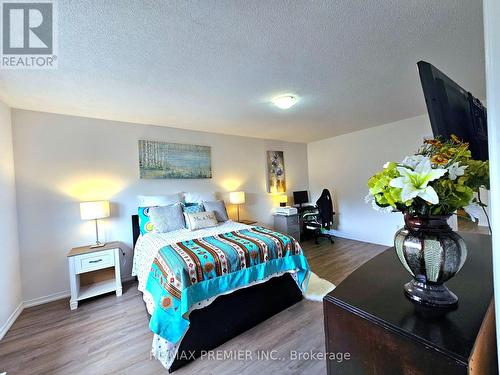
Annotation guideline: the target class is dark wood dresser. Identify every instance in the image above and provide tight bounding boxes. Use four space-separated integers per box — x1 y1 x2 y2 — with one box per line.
323 233 497 375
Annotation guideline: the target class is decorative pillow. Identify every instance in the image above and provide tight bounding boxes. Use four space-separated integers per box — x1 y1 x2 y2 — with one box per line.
138 194 182 207
202 200 229 222
148 204 185 233
184 211 218 231
182 203 205 214
138 206 156 235
183 192 216 204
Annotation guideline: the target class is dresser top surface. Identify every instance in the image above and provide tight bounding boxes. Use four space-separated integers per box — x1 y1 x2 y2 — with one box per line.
325 233 493 363
68 241 121 257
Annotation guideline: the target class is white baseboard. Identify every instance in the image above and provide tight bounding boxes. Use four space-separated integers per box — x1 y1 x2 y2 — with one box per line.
1 293 70 340
23 290 71 308
23 276 135 309
327 229 391 247
1 276 137 339
0 302 24 341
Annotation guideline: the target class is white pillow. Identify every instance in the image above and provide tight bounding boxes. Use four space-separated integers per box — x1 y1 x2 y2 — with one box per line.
138 193 182 207
184 211 218 231
183 192 216 204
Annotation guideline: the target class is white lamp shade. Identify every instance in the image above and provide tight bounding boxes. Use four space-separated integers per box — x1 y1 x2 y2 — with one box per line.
80 201 110 220
229 191 245 205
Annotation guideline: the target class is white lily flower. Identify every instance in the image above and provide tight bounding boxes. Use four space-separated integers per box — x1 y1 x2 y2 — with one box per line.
400 154 427 169
389 158 447 204
447 162 467 181
464 201 482 221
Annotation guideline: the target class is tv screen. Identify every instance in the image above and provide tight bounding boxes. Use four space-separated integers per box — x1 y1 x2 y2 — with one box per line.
293 190 309 205
417 61 488 160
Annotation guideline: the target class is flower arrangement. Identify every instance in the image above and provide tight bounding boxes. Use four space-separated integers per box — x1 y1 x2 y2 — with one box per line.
366 135 490 218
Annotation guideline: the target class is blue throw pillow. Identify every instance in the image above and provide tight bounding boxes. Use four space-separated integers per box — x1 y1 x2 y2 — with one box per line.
183 203 205 214
138 206 156 235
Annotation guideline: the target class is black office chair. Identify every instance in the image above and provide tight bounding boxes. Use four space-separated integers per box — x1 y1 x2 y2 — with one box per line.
302 189 335 244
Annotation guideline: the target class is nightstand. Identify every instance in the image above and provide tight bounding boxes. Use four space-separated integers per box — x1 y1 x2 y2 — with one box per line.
238 219 257 225
67 242 122 310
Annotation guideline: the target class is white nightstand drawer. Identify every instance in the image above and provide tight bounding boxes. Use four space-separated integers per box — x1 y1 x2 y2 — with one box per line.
75 249 115 274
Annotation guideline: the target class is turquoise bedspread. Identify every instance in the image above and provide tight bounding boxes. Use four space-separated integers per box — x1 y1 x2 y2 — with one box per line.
145 226 310 343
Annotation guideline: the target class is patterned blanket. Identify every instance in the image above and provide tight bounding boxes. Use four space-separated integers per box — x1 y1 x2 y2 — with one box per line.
145 226 310 343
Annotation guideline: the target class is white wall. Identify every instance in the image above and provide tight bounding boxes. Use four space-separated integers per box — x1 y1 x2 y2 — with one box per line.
11 109 309 303
483 0 500 366
307 115 432 246
0 100 23 339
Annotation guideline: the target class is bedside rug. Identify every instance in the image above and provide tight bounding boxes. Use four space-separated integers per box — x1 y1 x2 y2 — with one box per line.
304 272 335 301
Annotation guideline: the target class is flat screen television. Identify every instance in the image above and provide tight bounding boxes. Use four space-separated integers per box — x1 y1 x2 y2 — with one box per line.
293 190 309 206
417 61 488 160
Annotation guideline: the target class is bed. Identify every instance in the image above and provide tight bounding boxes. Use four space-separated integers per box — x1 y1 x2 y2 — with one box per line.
131 215 310 372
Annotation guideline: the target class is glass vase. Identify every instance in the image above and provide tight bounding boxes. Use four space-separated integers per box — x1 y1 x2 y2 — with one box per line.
394 213 467 308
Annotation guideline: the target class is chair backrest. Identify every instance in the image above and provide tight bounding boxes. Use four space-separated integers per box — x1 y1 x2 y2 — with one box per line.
316 189 334 227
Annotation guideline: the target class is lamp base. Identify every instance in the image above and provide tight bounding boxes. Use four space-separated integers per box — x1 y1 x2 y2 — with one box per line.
90 242 106 249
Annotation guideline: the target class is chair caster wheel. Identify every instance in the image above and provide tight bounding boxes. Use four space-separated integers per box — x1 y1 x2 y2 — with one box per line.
315 240 320 245
330 239 335 244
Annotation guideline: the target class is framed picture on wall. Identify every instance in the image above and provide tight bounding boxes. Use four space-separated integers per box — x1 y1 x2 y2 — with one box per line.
138 140 212 179
266 151 286 193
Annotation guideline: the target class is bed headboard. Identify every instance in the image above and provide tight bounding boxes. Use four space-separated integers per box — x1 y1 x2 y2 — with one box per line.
132 214 140 247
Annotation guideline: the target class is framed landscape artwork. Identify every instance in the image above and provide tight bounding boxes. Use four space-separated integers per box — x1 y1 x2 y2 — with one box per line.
138 140 212 179
267 151 286 193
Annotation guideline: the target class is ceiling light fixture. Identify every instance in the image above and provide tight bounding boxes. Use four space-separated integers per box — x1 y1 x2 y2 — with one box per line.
272 95 297 109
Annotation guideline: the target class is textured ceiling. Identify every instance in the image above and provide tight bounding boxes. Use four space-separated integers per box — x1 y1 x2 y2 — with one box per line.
0 0 485 142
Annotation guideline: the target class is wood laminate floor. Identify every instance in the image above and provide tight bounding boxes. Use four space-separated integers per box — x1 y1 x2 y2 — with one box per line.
0 237 387 375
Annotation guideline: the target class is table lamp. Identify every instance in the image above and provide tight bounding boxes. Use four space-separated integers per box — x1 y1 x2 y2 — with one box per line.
278 194 288 207
80 200 110 248
229 191 245 222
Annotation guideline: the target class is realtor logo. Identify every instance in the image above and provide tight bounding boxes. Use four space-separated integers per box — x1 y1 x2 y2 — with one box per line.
1 0 57 69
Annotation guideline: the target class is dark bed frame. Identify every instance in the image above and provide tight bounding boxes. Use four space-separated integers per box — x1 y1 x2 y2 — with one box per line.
131 215 303 372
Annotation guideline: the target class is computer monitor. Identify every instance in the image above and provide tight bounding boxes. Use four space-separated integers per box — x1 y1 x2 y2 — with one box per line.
293 190 309 206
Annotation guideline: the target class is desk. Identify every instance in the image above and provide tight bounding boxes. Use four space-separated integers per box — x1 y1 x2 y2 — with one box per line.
323 233 496 374
273 214 300 241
